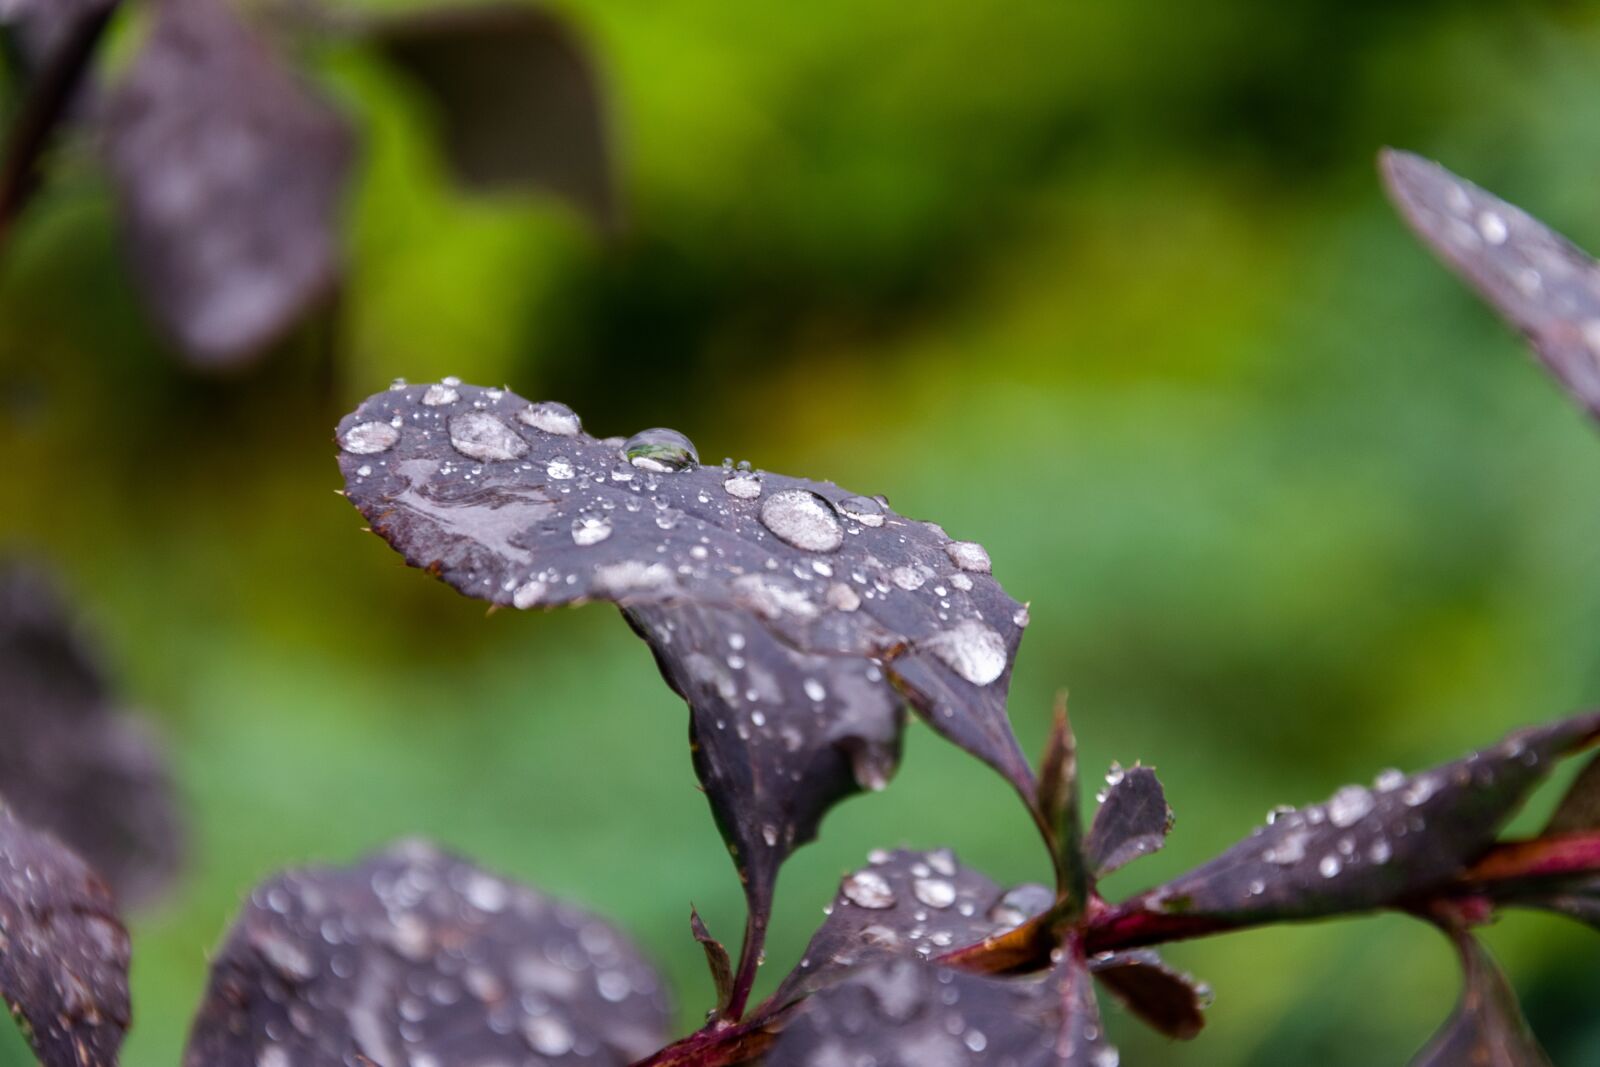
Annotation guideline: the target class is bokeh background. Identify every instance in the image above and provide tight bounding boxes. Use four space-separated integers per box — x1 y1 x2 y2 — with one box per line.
5 1 1600 1063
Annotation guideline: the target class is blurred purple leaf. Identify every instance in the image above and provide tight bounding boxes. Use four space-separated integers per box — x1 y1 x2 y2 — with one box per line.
689 906 734 1018
1410 927 1551 1067
335 381 1034 1008
1543 751 1600 835
366 2 615 228
1037 697 1088 914
0 803 130 1067
1381 149 1600 420
182 839 671 1067
1089 949 1207 1040
0 564 183 906
102 0 353 367
1085 764 1172 878
1128 712 1600 925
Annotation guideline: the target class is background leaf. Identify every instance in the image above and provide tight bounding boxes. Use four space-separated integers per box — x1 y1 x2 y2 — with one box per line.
182 839 671 1067
1410 926 1552 1067
1089 949 1208 1041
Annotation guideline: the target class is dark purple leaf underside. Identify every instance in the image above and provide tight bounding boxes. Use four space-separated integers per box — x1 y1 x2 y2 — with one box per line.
368 2 615 229
181 839 671 1067
1138 712 1600 924
689 906 734 1016
1410 928 1552 1067
102 0 353 367
1381 149 1600 420
0 804 130 1067
770 849 1050 1009
1086 765 1171 879
767 952 1114 1067
1089 949 1207 1040
0 564 183 906
1544 751 1600 835
335 382 1034 937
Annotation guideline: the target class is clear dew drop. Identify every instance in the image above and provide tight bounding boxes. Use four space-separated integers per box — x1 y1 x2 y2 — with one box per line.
1318 854 1342 879
1326 785 1374 828
841 870 896 909
546 456 575 480
1368 838 1393 865
448 412 528 462
571 514 613 546
945 540 991 574
1478 210 1508 244
512 580 547 609
518 400 582 436
838 495 886 528
760 489 844 552
891 566 925 591
624 427 699 472
422 383 459 406
723 470 762 499
912 878 956 909
925 619 1008 686
341 421 399 455
523 1015 574 1056
1374 768 1405 792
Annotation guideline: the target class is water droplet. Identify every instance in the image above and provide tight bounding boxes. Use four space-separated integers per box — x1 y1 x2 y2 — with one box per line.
448 412 528 462
913 878 955 909
841 870 895 909
1374 768 1405 792
1318 854 1342 879
723 471 762 499
1478 210 1508 244
965 1030 988 1052
1402 775 1439 807
826 583 861 611
1263 828 1308 866
571 514 613 546
1327 785 1374 828
422 383 459 406
803 678 827 702
624 427 698 472
341 421 399 454
518 401 582 436
760 489 844 552
945 540 991 573
1368 838 1392 865
891 566 925 591
762 824 779 847
838 495 886 528
512 580 547 609
925 619 1008 686
523 1015 574 1056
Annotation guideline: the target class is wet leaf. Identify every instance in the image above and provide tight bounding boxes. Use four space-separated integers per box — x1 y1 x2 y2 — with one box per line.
1085 764 1172 878
767 948 1114 1067
1130 712 1600 924
1089 949 1207 1040
1381 149 1600 420
1410 927 1552 1067
102 0 353 367
770 848 1050 1009
366 2 614 228
0 564 183 906
689 905 734 1018
336 382 1034 985
1544 751 1600 835
0 803 131 1067
182 839 671 1067
1037 696 1088 916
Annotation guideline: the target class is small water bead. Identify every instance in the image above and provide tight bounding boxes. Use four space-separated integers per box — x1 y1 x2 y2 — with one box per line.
912 878 956 909
1326 785 1374 828
1374 768 1405 792
624 428 699 472
1478 210 1508 244
341 421 399 454
760 489 844 552
826 583 861 612
1368 838 1393 864
1318 855 1342 879
448 412 528 462
841 870 895 909
422 383 459 406
891 566 925 591
723 470 762 499
925 619 1008 686
512 580 547 609
523 1015 574 1056
803 678 827 703
546 456 575 480
518 401 582 436
838 495 886 528
1402 775 1440 807
571 514 613 546
945 541 991 574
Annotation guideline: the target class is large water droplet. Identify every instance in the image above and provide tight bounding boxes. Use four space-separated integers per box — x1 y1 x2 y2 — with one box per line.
925 619 1007 686
523 1015 574 1056
723 470 762 500
518 401 582 436
1318 854 1342 879
1326 785 1374 828
838 495 886 528
422 383 459 406
945 540 991 573
448 412 528 462
624 427 698 472
571 514 613 546
341 421 399 455
913 878 955 909
841 870 895 909
760 489 844 552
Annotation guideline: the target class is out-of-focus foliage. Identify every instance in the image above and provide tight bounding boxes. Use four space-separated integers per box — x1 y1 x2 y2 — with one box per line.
4 1 1600 1064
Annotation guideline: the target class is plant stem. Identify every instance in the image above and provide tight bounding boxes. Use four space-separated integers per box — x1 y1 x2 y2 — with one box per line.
0 1 117 244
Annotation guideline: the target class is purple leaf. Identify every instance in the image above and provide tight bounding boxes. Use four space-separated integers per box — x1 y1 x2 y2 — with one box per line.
182 839 671 1067
1380 149 1600 420
1410 926 1551 1067
0 564 184 906
335 381 1035 1003
1089 949 1208 1040
767 949 1115 1066
689 905 734 1018
366 2 615 228
1037 697 1089 913
1130 712 1600 925
0 803 130 1067
102 0 353 367
1085 764 1172 878
1543 751 1600 835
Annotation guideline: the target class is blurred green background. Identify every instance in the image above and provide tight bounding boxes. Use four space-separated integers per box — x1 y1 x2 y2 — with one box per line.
6 0 1600 1063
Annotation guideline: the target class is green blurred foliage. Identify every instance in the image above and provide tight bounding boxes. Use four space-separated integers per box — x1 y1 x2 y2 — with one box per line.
4 0 1600 1063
